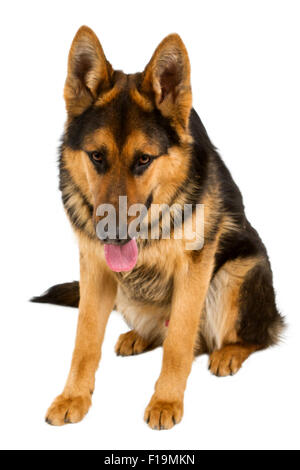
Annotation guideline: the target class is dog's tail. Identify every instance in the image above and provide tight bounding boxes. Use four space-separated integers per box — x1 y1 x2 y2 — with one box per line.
30 281 79 308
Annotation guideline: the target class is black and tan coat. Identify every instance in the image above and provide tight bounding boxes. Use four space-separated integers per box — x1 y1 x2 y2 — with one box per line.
32 26 284 430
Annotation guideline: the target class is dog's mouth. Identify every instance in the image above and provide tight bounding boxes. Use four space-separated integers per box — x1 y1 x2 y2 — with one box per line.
103 239 138 272
99 191 153 273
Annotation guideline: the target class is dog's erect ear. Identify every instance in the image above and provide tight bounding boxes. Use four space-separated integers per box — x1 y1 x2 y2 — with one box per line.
141 34 192 129
64 26 113 116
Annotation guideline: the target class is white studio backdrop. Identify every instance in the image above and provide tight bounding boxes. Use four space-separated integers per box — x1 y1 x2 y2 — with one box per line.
0 0 299 450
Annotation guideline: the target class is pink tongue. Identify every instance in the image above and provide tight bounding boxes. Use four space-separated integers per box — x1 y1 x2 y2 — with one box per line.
104 239 138 272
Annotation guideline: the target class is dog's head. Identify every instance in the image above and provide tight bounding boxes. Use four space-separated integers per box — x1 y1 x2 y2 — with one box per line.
62 26 194 271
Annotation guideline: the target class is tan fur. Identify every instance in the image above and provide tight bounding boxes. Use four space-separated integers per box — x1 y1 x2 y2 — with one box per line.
129 87 154 112
45 27 278 430
64 26 113 117
115 329 153 356
144 240 218 429
116 281 170 341
46 239 117 425
209 344 259 377
142 34 192 130
202 257 259 352
95 85 121 107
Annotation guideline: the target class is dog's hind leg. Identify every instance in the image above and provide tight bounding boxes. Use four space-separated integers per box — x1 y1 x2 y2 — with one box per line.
115 329 159 356
204 257 284 377
115 291 166 357
209 343 259 377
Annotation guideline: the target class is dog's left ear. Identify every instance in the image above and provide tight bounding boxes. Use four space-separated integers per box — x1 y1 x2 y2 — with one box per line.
142 34 192 129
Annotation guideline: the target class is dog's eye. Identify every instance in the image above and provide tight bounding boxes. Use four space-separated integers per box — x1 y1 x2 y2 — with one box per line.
131 153 157 176
138 155 151 166
91 151 103 162
86 150 108 174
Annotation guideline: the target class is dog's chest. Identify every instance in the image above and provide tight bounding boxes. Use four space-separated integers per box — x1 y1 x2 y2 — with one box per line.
114 263 173 306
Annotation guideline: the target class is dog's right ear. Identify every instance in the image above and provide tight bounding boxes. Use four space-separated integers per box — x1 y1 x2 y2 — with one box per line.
64 26 113 116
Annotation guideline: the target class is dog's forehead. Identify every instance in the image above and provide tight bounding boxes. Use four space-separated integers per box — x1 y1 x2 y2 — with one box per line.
65 79 179 153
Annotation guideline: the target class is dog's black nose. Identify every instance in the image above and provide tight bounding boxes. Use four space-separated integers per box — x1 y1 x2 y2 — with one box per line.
102 236 129 246
100 226 130 246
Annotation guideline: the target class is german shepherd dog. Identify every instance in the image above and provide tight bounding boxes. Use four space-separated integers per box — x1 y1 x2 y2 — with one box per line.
32 26 284 429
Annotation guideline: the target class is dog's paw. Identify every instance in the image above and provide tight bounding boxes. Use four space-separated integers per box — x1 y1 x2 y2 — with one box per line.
45 393 92 426
144 396 183 430
209 346 248 377
115 330 150 356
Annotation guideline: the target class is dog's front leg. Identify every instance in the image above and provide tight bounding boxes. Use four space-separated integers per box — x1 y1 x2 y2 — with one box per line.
46 244 117 426
144 255 213 430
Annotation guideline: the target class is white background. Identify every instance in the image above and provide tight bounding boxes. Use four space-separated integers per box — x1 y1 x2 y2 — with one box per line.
0 0 299 450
